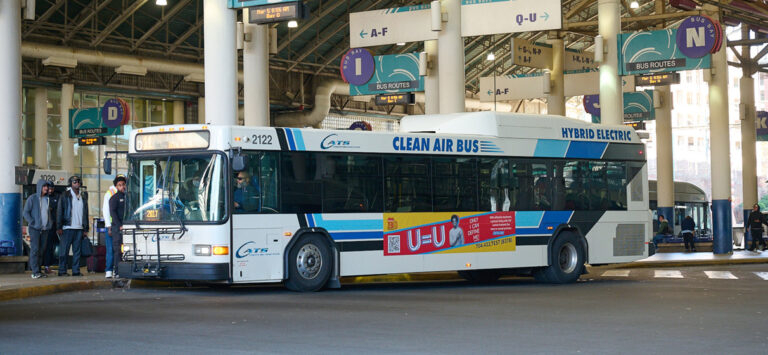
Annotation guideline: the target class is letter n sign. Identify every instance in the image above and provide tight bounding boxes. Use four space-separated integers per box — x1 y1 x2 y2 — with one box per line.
676 15 718 58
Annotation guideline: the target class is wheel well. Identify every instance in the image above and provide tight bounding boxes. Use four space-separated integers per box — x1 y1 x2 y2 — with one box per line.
283 228 340 286
547 226 589 268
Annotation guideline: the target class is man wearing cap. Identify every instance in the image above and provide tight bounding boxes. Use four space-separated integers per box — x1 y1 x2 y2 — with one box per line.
56 176 89 276
22 179 54 279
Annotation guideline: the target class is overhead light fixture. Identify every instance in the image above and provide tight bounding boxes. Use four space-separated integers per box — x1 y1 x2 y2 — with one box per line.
156 0 168 6
115 65 148 76
630 1 639 9
397 42 406 46
184 73 205 83
42 56 77 69
486 53 495 61
287 20 298 28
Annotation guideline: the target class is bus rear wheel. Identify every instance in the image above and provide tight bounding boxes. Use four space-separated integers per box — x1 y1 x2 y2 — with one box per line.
533 232 585 284
458 270 501 283
285 234 332 292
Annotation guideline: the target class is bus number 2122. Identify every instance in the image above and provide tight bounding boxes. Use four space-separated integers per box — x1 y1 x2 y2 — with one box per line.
251 135 273 145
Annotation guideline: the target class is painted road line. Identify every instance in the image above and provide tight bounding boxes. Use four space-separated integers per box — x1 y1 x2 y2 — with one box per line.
601 270 630 277
754 272 768 280
704 271 738 279
654 270 683 278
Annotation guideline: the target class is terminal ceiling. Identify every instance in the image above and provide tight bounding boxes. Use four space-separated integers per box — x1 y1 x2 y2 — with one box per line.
20 0 768 104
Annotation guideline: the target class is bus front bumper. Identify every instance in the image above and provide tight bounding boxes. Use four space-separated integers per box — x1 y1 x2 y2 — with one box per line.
117 262 229 281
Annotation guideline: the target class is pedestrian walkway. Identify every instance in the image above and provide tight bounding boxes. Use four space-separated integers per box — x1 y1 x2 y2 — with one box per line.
0 267 114 302
602 269 767 280
628 249 768 268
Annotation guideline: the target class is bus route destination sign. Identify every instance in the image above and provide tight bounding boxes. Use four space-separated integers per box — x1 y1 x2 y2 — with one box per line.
375 93 415 106
228 0 296 9
248 1 303 24
635 72 680 86
78 137 107 146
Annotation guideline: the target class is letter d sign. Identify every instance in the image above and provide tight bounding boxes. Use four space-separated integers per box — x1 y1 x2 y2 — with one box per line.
101 98 125 128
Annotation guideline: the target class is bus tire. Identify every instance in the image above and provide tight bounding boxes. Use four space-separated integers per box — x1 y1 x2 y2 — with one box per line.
533 232 585 284
285 234 332 292
458 270 501 283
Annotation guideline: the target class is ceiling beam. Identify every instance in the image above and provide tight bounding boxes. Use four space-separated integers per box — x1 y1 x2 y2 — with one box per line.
132 0 191 50
564 0 594 19
23 0 66 38
167 17 203 55
62 0 112 43
91 0 149 47
563 10 701 29
277 1 348 52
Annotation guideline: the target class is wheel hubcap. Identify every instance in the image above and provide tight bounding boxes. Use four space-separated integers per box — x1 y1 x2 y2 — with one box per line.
296 244 322 279
558 243 578 274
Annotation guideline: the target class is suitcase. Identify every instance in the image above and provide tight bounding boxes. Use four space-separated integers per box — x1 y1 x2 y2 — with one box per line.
86 254 106 273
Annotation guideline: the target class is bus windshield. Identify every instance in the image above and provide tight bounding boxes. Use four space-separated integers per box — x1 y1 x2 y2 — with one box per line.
127 153 227 223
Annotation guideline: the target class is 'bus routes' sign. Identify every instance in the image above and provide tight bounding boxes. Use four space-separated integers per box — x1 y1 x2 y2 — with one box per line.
70 107 122 138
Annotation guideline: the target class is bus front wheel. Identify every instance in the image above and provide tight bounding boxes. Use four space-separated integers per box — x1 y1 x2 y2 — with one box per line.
533 232 585 284
285 234 332 292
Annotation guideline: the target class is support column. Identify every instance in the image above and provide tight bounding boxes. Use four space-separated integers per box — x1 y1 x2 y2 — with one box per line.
173 100 185 125
60 83 75 173
547 34 565 116
705 7 732 254
198 97 206 124
655 85 674 223
204 0 238 126
740 26 757 247
424 40 439 115
243 10 270 127
34 88 48 168
598 0 623 125
437 0 465 113
0 0 22 255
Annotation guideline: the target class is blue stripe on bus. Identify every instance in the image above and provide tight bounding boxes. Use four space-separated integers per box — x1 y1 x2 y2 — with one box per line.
515 211 544 227
284 129 297 151
515 211 574 234
533 139 569 157
310 214 381 231
291 129 306 151
306 214 316 227
565 141 608 159
330 231 384 240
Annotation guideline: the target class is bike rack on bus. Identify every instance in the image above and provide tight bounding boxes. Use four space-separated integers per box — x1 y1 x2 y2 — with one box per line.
126 226 186 278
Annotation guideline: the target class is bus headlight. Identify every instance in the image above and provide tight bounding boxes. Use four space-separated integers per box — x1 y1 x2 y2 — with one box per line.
194 244 212 256
121 243 133 253
212 246 229 255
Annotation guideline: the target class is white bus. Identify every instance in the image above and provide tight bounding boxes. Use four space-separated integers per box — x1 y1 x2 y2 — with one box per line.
116 111 650 291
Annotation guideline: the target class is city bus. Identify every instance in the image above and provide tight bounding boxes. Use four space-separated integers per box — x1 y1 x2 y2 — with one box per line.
116 111 650 291
649 180 712 242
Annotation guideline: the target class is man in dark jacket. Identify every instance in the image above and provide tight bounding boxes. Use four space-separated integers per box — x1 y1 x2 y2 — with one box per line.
56 176 89 276
42 185 60 274
108 175 127 278
681 215 696 252
747 204 767 252
22 180 53 279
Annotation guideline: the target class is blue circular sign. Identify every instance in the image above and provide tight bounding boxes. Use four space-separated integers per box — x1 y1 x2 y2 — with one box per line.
583 95 600 117
101 99 125 128
340 48 375 86
676 15 718 59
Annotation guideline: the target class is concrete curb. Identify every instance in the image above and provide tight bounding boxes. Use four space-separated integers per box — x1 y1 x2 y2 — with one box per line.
0 280 114 302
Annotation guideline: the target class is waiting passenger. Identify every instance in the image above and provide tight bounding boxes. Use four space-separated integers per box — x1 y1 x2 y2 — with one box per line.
653 215 671 250
681 215 696 252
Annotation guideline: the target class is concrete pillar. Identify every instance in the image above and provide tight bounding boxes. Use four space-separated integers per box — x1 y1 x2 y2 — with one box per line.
547 35 565 116
655 85 674 223
740 26 757 246
34 88 48 168
598 0 623 125
60 83 75 173
198 97 206 124
204 0 238 126
424 40 439 115
705 8 732 254
0 0 22 255
243 10 270 127
173 100 185 125
437 0 465 113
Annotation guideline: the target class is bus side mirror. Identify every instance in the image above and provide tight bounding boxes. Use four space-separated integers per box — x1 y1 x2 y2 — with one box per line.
104 157 112 175
232 154 247 172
